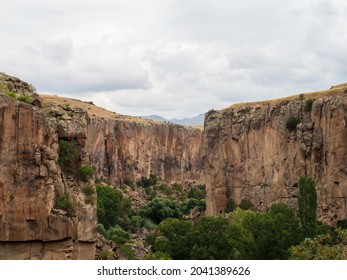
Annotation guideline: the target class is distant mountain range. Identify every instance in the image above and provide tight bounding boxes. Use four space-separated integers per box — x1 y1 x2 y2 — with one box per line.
142 113 205 126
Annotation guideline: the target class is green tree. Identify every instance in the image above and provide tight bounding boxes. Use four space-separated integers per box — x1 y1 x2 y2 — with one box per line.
139 198 182 224
191 216 232 260
298 176 317 237
96 185 131 229
242 204 302 259
224 223 255 259
153 218 194 259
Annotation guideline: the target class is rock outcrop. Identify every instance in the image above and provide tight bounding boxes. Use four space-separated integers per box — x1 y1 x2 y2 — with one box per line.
204 86 347 226
0 76 97 259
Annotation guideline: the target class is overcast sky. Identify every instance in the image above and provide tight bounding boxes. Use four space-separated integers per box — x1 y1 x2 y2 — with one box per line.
1 0 347 118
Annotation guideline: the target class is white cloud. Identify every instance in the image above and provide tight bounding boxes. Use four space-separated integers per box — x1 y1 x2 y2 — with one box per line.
0 0 347 118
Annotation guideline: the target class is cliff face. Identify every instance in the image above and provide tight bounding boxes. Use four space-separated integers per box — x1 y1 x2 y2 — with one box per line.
4 71 347 259
0 96 96 259
0 73 204 259
42 95 203 186
203 87 347 226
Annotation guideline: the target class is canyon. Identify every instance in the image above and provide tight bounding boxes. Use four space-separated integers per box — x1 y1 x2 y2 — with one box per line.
1 72 347 259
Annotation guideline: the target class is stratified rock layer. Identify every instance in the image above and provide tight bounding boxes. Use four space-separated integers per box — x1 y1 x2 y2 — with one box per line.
204 87 347 226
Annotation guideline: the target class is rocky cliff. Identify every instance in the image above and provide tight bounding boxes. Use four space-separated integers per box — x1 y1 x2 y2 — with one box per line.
42 95 203 186
0 73 203 259
203 85 347 226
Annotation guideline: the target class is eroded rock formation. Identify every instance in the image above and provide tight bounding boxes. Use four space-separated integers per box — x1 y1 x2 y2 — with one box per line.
0 73 203 259
0 84 96 259
204 86 347 226
42 95 203 186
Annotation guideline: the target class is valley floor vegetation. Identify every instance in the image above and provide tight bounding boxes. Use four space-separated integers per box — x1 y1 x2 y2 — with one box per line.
95 175 347 260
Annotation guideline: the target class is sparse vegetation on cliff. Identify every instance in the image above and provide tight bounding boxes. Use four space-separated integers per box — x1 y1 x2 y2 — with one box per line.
58 139 79 166
17 95 33 104
136 173 158 188
305 98 314 111
78 164 94 182
56 194 75 217
286 116 300 131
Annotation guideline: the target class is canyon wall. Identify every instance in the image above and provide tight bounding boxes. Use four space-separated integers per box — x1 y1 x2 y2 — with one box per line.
44 95 203 187
203 87 347 226
3 72 347 259
0 97 96 259
0 73 204 259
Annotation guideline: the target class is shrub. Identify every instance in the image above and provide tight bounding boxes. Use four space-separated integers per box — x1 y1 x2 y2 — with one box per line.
286 116 300 131
17 95 32 104
289 230 347 260
56 194 75 217
29 84 37 93
82 184 95 196
78 165 94 182
206 109 216 116
139 198 182 224
124 178 134 189
172 183 183 194
97 224 107 236
305 99 313 112
136 174 157 188
188 184 206 200
95 178 102 184
58 139 79 166
239 199 253 210
158 184 173 195
181 198 200 215
99 250 115 260
105 225 131 244
199 199 206 212
145 187 152 196
118 244 136 259
6 81 14 91
6 91 16 99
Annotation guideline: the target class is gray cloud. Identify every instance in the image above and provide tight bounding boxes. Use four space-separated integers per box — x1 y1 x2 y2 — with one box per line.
0 0 346 118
